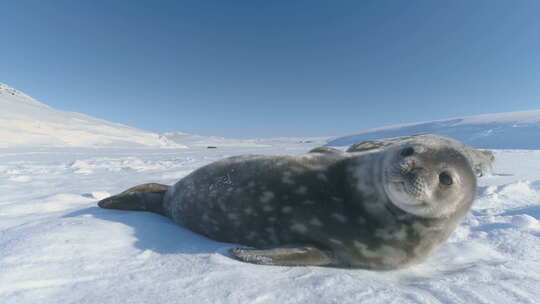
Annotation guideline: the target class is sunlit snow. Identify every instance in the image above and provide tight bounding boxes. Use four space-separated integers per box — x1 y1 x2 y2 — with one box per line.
1 147 539 304
1 84 539 303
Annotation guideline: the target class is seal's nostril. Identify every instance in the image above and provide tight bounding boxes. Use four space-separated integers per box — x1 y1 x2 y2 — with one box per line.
399 161 411 173
400 147 414 157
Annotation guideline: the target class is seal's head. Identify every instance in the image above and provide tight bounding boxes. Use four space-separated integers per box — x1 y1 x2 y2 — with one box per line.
382 138 477 219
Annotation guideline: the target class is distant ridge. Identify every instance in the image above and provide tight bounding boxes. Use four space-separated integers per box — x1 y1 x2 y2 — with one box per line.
0 83 185 148
328 110 540 149
161 131 329 148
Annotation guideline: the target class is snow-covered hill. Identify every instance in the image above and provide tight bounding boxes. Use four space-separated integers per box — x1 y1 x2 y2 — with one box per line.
0 83 183 148
328 110 540 149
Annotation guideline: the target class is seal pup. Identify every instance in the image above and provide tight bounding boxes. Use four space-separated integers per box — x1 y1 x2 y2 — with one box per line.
98 135 477 269
345 134 494 177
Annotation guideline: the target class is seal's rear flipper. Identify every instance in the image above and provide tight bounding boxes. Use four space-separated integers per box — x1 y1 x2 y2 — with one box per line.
229 246 334 266
98 183 170 216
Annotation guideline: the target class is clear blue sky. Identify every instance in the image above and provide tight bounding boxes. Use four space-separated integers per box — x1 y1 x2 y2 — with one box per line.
2 0 540 138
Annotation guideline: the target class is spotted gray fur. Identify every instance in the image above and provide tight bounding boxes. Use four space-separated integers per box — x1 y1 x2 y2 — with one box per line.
98 134 477 270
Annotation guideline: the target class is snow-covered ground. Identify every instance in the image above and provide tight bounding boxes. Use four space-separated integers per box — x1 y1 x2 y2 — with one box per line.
162 131 330 149
1 83 539 302
1 145 539 304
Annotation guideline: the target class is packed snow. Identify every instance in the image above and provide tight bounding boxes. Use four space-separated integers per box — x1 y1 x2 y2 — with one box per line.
328 110 540 150
1 145 539 304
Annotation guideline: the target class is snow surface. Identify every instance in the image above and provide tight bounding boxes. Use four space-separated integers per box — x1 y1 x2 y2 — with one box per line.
1 144 539 304
328 110 540 149
162 131 330 148
0 83 183 148
1 83 539 302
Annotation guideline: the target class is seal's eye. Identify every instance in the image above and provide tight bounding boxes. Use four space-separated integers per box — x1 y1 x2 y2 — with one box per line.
439 172 453 185
400 147 415 157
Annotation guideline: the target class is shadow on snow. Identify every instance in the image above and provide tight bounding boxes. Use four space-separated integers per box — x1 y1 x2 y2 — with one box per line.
64 206 234 256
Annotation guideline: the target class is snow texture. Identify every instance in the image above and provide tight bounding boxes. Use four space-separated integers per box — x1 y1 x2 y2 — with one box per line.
1 146 539 304
328 110 540 149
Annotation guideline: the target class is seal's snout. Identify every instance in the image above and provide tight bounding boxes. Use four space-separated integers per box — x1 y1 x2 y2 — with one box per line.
399 160 414 174
403 168 428 199
383 139 477 218
404 166 424 177
397 145 426 175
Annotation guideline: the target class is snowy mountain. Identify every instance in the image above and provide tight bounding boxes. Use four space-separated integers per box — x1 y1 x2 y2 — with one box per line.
328 110 540 149
0 83 183 148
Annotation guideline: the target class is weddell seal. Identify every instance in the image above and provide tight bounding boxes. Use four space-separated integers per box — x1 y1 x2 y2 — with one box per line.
98 134 477 269
345 133 494 177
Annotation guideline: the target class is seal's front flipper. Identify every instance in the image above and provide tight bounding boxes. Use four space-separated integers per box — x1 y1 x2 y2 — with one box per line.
229 246 333 266
98 183 170 216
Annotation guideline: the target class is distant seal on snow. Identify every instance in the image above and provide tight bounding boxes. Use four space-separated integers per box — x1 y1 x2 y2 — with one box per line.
308 146 344 154
345 134 494 177
98 134 477 269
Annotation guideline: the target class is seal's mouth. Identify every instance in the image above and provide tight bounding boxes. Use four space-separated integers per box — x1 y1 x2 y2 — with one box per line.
387 178 427 206
385 160 428 206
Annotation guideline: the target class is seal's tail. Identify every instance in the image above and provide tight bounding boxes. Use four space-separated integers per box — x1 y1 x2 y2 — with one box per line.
98 183 170 216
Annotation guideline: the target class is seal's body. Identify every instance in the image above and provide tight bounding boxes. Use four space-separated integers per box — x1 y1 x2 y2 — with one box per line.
99 134 477 269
